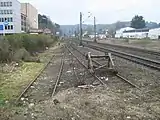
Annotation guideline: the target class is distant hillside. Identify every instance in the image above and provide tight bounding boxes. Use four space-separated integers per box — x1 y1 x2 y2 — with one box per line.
60 21 130 35
61 21 160 35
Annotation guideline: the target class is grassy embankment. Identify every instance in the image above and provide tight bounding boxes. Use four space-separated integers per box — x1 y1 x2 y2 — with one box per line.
0 34 58 105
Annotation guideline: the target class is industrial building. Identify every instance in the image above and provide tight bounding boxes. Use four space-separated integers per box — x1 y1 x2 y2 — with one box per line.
148 28 160 39
115 27 160 40
122 28 149 39
21 3 38 32
0 0 21 34
115 27 135 38
115 27 150 39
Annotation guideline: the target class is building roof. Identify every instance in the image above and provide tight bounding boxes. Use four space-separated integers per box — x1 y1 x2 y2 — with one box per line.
118 27 135 32
123 28 149 33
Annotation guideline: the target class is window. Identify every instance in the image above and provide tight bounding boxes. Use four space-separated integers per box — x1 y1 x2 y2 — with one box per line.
10 18 13 22
0 18 13 22
7 10 10 14
0 2 3 7
7 18 9 22
9 2 12 6
5 25 7 30
8 25 10 30
6 2 9 7
0 10 3 14
4 10 7 14
0 10 13 15
10 10 12 14
0 2 12 7
4 2 6 7
11 25 13 30
3 25 13 30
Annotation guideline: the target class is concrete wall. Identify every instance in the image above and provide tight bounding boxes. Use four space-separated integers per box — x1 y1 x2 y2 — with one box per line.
123 32 148 39
21 3 38 30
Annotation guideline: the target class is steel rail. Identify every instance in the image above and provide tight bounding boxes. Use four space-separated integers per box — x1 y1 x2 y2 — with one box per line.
70 44 140 89
51 52 65 97
83 40 160 56
16 54 56 103
66 45 106 86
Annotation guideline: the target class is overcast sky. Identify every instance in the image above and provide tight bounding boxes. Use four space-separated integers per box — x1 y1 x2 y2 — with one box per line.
20 0 160 25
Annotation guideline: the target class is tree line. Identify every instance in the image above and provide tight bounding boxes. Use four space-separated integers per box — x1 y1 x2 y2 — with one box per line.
38 14 61 34
131 15 160 29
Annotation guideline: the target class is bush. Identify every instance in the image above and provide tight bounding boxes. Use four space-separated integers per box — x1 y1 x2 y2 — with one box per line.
13 48 30 62
0 34 56 63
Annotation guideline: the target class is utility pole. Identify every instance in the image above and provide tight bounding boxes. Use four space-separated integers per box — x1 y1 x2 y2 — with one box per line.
94 16 97 42
79 12 83 46
77 25 79 40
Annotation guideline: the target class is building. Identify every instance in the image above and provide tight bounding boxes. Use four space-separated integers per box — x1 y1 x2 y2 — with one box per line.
148 28 160 40
0 0 21 34
115 27 149 39
123 28 149 39
21 3 38 32
115 27 135 38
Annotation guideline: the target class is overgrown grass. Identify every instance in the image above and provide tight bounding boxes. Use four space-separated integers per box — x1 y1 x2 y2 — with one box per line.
0 63 44 103
0 34 58 105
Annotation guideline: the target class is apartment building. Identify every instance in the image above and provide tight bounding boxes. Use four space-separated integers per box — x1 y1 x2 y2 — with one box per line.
21 3 38 32
0 0 21 34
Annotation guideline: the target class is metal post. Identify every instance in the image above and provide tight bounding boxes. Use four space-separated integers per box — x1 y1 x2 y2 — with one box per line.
94 16 97 42
79 12 83 46
77 25 79 40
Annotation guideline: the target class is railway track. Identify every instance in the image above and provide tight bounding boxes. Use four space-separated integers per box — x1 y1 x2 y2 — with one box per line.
16 47 65 103
51 51 65 97
83 40 160 61
83 43 160 71
70 44 140 89
66 45 106 86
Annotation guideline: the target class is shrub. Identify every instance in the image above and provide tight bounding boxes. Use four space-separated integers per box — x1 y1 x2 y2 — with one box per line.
0 34 56 63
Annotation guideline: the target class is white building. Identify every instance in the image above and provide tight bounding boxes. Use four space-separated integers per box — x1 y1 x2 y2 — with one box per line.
148 28 160 40
0 0 21 34
123 28 149 39
115 27 149 39
115 27 135 38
